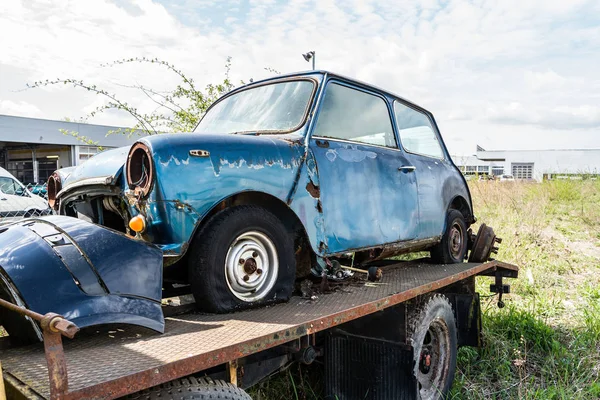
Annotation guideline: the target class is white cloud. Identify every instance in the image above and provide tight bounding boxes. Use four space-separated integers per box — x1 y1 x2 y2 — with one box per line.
0 100 42 117
0 0 599 155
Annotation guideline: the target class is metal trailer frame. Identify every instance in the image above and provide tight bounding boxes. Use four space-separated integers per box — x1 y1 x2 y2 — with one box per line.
0 259 518 400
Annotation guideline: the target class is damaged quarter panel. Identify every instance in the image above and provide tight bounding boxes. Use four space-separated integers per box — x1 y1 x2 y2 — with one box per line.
0 216 164 340
128 133 309 256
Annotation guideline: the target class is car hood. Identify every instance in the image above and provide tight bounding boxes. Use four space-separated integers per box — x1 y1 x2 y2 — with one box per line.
61 146 130 190
0 216 164 344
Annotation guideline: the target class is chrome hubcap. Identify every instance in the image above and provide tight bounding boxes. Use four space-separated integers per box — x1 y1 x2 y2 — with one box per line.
225 231 278 302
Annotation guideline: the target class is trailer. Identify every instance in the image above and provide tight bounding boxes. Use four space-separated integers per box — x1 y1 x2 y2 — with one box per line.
0 258 518 400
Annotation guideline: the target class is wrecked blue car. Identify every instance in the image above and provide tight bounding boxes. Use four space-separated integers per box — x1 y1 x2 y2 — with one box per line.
0 216 163 345
47 71 474 313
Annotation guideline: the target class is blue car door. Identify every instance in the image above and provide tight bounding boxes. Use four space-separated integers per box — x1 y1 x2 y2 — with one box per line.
392 100 450 239
308 81 419 254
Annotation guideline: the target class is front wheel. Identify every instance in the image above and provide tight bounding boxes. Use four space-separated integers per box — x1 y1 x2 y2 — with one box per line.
188 205 296 313
430 209 468 264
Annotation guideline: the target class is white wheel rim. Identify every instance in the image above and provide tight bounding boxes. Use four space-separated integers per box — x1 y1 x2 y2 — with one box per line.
224 230 279 302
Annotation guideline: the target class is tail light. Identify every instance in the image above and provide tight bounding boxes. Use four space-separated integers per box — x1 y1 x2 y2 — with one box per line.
47 173 61 210
126 142 154 197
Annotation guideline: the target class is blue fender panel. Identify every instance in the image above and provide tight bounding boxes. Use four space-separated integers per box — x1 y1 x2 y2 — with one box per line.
0 216 164 334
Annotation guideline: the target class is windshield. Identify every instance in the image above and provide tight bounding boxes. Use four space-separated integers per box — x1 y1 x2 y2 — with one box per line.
195 80 314 134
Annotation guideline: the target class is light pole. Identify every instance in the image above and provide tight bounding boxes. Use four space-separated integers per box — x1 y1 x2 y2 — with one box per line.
302 51 315 70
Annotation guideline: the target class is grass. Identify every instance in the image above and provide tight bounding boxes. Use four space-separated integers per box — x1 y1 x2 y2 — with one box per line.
249 180 600 399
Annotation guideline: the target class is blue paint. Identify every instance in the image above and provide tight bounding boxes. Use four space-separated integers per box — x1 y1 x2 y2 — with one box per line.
0 216 164 339
54 70 472 262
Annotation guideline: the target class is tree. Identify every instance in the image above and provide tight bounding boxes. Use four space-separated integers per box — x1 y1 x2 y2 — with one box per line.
27 57 236 146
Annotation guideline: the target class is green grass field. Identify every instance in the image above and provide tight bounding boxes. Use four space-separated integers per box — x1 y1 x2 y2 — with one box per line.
250 180 600 399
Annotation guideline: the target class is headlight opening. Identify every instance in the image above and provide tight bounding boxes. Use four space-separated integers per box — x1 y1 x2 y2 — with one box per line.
126 143 154 197
47 173 61 210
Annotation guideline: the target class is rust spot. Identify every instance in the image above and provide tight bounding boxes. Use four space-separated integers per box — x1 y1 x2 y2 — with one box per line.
316 200 323 213
306 182 320 198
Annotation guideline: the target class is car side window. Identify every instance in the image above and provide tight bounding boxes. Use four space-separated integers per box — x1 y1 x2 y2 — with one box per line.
313 83 396 148
0 177 16 195
394 101 443 159
0 177 26 196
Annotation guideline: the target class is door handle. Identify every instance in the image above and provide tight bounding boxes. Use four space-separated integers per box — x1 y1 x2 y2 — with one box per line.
398 165 416 172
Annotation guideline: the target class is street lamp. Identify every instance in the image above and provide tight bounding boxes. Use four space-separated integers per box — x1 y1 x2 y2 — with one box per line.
302 51 315 70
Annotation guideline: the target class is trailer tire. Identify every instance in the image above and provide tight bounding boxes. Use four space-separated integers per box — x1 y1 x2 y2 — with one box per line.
430 209 468 264
408 294 457 400
127 376 252 400
188 205 296 313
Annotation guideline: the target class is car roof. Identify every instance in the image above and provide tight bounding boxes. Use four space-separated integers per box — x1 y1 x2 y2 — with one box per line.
233 70 433 117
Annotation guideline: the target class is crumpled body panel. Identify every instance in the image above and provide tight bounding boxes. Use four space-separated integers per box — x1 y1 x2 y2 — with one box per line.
0 216 164 343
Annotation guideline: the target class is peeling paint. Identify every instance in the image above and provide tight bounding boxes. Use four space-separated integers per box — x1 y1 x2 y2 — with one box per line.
159 155 183 167
325 145 377 163
306 182 320 198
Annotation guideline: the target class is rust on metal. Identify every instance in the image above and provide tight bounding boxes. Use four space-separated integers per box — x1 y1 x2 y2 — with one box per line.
43 330 68 399
2 260 517 400
305 182 320 198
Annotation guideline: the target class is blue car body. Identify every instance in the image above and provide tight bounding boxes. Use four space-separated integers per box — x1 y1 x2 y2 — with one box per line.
51 70 473 271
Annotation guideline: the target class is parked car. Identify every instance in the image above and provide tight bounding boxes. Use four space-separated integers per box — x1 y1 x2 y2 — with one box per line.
499 174 515 182
47 71 474 313
0 168 51 222
28 183 48 198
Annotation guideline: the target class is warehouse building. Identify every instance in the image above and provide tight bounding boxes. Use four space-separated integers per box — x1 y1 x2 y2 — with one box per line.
0 114 135 185
454 145 600 181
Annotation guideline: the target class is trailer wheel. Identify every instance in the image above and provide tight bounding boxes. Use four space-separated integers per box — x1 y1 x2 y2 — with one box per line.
127 376 252 400
430 209 468 264
408 294 457 400
188 205 296 313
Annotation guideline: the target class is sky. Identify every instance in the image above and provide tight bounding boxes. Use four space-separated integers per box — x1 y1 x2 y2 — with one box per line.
0 0 599 156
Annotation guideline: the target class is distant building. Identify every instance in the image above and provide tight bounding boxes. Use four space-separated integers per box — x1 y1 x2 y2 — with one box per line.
0 114 135 185
453 145 600 181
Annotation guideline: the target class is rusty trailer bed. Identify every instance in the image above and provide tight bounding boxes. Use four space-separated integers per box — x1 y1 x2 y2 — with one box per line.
0 260 517 400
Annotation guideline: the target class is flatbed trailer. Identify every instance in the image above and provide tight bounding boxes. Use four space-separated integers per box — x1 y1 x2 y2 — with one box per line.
0 259 518 400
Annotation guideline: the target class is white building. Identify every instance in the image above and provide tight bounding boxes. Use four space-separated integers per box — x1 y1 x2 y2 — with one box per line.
0 114 135 185
453 145 600 181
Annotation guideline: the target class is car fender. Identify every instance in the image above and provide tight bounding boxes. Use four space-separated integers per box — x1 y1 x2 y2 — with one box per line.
0 216 164 343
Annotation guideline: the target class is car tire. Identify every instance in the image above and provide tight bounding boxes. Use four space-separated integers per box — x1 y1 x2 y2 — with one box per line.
127 376 252 400
188 205 296 313
408 294 458 400
430 209 468 264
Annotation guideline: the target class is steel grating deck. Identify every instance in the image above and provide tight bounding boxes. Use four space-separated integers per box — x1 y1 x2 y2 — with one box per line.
0 260 516 399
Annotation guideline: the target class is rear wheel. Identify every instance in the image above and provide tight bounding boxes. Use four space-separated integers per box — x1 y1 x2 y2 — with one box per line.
408 295 458 400
127 377 251 400
430 209 468 264
188 205 296 313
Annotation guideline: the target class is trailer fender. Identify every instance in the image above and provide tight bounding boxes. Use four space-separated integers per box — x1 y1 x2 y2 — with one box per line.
0 215 164 344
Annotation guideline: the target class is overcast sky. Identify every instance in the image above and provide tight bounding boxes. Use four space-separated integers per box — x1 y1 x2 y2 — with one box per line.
1 0 599 155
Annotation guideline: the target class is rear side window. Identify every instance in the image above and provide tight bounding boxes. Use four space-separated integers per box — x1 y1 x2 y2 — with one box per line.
313 83 396 148
394 102 443 158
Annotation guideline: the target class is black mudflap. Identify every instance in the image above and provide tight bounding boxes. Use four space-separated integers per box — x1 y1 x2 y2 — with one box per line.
324 332 417 400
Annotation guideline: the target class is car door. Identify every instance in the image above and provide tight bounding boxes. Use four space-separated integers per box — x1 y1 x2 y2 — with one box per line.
392 100 452 239
308 81 419 254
